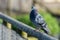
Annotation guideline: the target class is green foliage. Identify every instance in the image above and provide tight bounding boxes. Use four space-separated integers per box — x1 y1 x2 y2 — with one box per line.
16 14 35 28
0 19 3 24
16 10 59 36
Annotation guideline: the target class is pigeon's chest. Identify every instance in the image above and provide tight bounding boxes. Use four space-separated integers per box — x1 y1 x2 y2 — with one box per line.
30 13 37 21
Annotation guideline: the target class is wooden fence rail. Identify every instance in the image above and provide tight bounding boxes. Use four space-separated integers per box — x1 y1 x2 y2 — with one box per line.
0 12 58 40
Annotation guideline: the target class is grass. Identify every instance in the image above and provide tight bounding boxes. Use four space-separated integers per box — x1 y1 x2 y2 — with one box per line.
16 10 59 36
16 14 35 28
0 19 3 24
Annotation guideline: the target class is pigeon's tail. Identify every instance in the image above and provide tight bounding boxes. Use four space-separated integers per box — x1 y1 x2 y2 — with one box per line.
42 27 49 34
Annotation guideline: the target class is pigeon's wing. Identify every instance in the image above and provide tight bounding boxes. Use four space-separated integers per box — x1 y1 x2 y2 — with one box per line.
35 14 44 24
35 14 49 34
35 14 47 27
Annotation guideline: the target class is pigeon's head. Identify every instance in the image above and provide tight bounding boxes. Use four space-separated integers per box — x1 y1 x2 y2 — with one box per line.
32 6 36 10
31 6 37 12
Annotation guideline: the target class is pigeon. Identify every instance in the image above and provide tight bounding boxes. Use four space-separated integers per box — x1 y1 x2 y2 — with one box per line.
30 6 49 34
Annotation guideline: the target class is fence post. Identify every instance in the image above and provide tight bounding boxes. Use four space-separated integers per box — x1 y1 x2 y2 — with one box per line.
7 22 12 29
22 31 28 39
2 20 12 40
7 22 12 40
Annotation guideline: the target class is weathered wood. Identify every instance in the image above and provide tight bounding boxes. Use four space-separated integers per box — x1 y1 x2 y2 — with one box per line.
0 12 58 40
0 24 25 40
